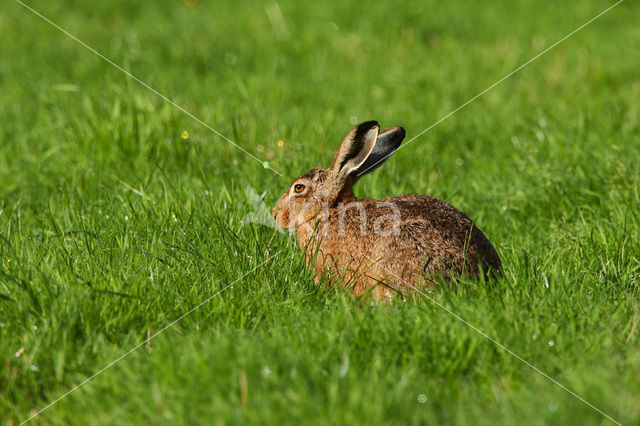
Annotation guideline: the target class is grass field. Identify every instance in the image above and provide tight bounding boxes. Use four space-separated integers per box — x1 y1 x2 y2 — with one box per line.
2 0 640 424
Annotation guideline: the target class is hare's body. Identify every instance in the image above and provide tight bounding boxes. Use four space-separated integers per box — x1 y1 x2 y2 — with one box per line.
298 192 500 299
273 121 501 300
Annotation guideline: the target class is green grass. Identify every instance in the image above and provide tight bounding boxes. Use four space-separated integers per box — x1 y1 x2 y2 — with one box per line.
1 0 639 424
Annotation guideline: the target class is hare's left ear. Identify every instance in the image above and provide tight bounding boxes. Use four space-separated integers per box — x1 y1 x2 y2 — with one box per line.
355 126 405 177
328 120 380 186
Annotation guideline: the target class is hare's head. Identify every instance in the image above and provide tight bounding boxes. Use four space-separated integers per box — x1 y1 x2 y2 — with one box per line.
272 120 405 232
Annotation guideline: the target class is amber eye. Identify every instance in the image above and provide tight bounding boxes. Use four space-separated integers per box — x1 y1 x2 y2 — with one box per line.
293 183 305 193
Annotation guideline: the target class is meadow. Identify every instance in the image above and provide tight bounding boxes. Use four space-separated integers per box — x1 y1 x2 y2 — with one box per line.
1 0 639 424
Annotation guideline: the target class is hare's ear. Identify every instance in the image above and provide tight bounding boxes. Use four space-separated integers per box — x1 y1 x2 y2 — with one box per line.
328 120 380 185
355 126 405 177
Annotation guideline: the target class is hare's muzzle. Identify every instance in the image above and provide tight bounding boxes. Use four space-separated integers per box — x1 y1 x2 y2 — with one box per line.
271 206 285 230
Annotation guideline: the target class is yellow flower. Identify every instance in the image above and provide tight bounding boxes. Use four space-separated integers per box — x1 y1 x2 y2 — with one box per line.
277 140 284 147
181 130 189 140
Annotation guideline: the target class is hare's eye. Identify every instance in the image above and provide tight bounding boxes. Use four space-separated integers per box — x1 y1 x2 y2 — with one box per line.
293 184 305 193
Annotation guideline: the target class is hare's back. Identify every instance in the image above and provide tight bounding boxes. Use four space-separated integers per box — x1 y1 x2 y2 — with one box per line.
321 194 500 282
378 194 501 278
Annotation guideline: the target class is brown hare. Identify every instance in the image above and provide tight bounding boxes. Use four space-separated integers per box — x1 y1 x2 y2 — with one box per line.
272 120 501 300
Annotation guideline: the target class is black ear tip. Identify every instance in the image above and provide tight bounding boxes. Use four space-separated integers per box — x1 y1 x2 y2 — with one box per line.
381 126 406 141
351 120 380 140
357 120 379 131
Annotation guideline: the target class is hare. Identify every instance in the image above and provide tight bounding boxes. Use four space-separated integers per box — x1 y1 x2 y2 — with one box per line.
272 120 501 300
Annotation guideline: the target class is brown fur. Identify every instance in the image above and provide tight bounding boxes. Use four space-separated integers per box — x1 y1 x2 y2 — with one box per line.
272 121 501 300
